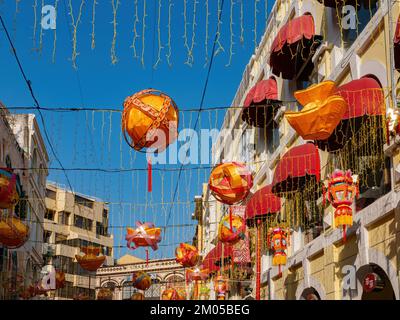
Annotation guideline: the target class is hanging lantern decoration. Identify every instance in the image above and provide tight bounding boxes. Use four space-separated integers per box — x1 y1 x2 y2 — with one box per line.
218 214 246 245
214 275 228 300
267 227 288 276
209 162 253 205
324 169 359 242
199 285 210 300
0 216 29 249
131 292 145 300
122 89 179 192
175 243 199 267
75 246 106 272
126 221 162 251
55 271 66 289
132 271 152 291
186 267 209 282
0 168 19 209
97 288 114 300
285 81 347 140
161 288 186 300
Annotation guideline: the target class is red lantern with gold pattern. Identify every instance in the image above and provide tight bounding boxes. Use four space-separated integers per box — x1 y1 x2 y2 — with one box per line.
267 227 288 275
209 162 253 205
175 243 199 267
324 169 359 241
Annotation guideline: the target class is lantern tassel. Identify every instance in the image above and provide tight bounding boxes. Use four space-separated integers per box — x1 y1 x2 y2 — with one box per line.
229 207 233 231
343 225 347 243
146 249 149 267
148 159 152 193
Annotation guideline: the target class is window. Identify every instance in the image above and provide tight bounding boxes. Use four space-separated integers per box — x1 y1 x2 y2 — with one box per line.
43 231 52 243
55 233 67 244
46 189 56 200
74 215 93 231
74 195 94 209
122 281 136 300
45 209 55 221
58 211 70 225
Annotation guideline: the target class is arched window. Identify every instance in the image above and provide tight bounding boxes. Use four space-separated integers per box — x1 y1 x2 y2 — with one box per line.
122 281 137 300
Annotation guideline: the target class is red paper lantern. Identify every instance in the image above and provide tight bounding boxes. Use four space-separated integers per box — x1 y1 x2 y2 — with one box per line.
209 162 253 205
218 214 245 245
161 288 186 300
324 169 359 241
175 243 199 267
126 221 162 251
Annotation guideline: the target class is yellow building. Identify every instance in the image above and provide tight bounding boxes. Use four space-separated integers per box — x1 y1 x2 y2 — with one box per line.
43 182 113 299
201 0 400 300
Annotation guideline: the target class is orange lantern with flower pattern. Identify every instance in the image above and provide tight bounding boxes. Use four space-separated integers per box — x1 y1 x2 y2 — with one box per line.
324 169 359 241
122 89 179 152
132 271 152 291
161 288 186 300
175 243 199 267
209 162 253 205
75 246 106 272
218 214 246 245
0 216 29 249
0 168 19 209
267 227 288 275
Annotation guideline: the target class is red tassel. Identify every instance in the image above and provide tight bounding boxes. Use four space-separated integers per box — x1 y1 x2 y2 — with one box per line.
343 225 347 243
147 159 152 193
229 207 233 231
146 249 149 267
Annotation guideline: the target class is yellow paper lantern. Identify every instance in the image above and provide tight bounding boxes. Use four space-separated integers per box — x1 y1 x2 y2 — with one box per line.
122 89 179 152
75 246 106 272
0 216 29 249
285 81 347 140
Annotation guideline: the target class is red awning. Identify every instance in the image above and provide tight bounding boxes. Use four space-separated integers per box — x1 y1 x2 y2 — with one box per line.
269 14 322 80
245 185 281 220
270 15 316 54
272 143 320 193
202 242 233 272
337 77 385 119
244 79 278 107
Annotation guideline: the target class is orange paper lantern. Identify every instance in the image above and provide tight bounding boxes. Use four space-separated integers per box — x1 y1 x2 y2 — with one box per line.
75 246 106 272
209 162 253 205
97 288 114 300
218 214 245 245
131 292 145 300
161 288 186 300
126 222 162 251
267 227 288 274
132 271 152 291
0 168 19 209
175 243 199 267
285 81 347 140
186 267 209 282
122 89 179 152
0 216 29 249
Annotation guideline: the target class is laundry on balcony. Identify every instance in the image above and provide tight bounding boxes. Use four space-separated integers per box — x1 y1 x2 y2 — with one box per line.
269 14 323 80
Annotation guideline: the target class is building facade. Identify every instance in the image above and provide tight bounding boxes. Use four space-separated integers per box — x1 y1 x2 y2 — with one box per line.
200 0 400 300
43 182 113 299
0 105 49 299
95 255 185 300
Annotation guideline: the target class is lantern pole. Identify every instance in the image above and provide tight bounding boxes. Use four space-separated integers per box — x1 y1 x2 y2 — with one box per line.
256 219 262 300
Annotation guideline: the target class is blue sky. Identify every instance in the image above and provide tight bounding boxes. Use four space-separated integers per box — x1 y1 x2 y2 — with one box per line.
0 0 272 260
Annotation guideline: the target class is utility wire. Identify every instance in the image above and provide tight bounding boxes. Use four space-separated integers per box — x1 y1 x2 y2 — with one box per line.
166 0 226 226
0 14 74 194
